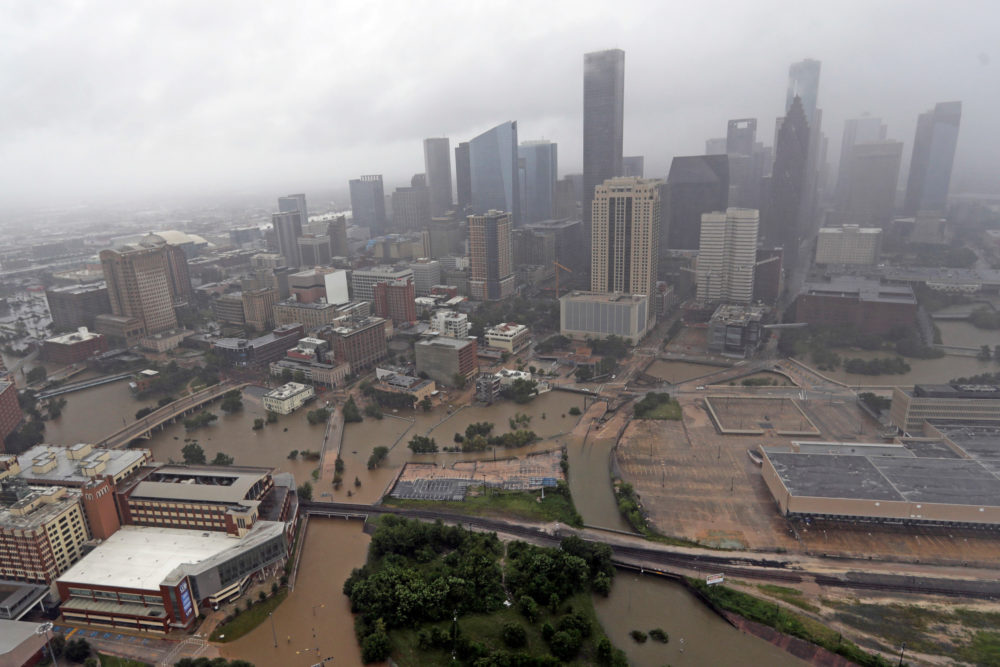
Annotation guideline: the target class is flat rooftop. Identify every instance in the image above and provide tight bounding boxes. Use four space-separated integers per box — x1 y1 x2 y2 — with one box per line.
417 336 474 350
800 276 916 305
17 444 148 486
560 291 647 304
128 465 270 504
58 525 242 591
264 382 312 400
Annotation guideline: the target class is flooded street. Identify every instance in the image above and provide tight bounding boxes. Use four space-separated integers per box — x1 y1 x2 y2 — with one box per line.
221 519 369 667
646 360 723 384
596 573 805 666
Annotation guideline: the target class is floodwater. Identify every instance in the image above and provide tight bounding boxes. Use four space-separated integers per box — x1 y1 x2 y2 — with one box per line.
569 423 632 531
595 573 805 666
43 378 137 445
936 319 998 349
221 518 369 667
645 360 722 383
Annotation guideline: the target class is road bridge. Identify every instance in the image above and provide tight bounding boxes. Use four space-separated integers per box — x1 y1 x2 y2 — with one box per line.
36 372 134 400
96 381 248 449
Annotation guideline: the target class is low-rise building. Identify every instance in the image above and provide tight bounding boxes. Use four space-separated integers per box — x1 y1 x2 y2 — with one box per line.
270 358 350 388
45 282 111 332
890 384 1000 433
815 225 882 265
375 373 436 403
432 310 469 338
415 337 478 387
211 292 245 326
319 316 388 372
273 299 347 330
93 314 145 348
242 287 279 331
0 485 88 584
476 373 502 404
559 291 649 342
262 382 315 415
484 323 531 353
211 324 303 369
707 304 766 357
793 276 917 336
351 265 414 303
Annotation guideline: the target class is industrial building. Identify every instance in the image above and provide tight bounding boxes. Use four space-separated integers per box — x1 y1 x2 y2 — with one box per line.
559 291 649 341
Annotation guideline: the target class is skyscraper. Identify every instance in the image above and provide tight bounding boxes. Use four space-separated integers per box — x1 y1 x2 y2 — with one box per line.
469 121 520 224
838 141 903 227
590 177 661 320
583 49 625 247
903 101 962 215
518 140 558 224
454 142 472 211
100 244 181 335
835 116 887 204
349 175 388 236
392 174 432 232
423 138 453 217
468 210 515 301
765 96 810 258
327 215 349 257
622 156 644 178
726 119 757 156
278 194 308 225
664 155 730 250
272 211 303 268
696 208 759 304
786 59 821 125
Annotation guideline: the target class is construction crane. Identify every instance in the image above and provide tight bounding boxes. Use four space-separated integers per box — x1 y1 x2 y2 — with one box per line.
553 261 573 297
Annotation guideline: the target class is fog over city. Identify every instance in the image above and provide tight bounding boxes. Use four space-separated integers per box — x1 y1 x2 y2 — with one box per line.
2 0 998 208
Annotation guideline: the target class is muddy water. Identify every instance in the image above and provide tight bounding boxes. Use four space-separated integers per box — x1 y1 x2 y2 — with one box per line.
221 519 369 667
936 319 998 349
570 428 632 531
43 378 138 445
645 360 723 383
596 573 806 666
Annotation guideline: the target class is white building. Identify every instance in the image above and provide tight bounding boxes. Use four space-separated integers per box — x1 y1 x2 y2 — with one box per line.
484 323 531 353
262 382 315 415
409 259 442 297
432 310 469 338
696 208 759 304
815 225 882 265
323 270 350 305
350 265 414 303
559 291 649 342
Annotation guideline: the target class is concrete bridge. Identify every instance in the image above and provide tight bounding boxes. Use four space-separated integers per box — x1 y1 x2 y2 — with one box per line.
36 372 134 400
96 381 248 449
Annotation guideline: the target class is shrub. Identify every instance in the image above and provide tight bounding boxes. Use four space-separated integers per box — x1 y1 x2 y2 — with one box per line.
649 628 668 643
501 622 527 648
629 629 648 643
568 406 581 416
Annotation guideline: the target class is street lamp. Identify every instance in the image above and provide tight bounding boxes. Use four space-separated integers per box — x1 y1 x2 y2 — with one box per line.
269 611 277 648
36 622 57 667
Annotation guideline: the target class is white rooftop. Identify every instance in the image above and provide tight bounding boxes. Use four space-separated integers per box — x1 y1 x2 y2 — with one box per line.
264 382 312 400
58 526 239 591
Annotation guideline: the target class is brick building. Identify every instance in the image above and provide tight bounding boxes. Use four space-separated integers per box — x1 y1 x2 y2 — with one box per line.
320 317 388 373
373 277 417 325
0 382 23 448
793 277 917 336
42 328 108 364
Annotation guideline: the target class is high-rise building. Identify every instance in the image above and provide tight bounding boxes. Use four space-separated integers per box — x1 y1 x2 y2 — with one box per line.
786 59 821 125
278 194 308 225
838 141 903 227
726 119 757 156
518 140 557 224
455 142 472 211
45 283 112 331
373 277 417 325
327 215 349 257
424 138 453 217
664 155 729 250
622 156 644 178
696 208 759 304
764 96 810 258
815 225 882 265
351 266 414 303
468 210 515 301
835 116 887 204
583 49 625 248
469 121 520 223
904 101 962 215
590 177 661 318
100 244 181 335
705 138 727 154
297 235 332 267
272 211 303 268
349 175 388 236
242 288 279 331
409 258 441 296
391 175 432 232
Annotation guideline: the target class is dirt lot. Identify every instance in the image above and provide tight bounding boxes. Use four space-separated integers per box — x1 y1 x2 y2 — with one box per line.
616 392 1000 564
705 395 820 435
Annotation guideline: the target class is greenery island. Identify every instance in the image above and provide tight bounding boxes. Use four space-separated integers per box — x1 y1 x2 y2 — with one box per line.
343 516 628 665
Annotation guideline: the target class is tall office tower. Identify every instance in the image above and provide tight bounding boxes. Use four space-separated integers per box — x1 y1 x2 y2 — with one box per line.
424 138 453 217
518 140 558 224
272 211 303 268
838 141 903 227
454 142 472 211
786 59 821 125
590 178 661 320
835 116 887 204
903 101 962 215
664 155 730 250
726 119 757 156
469 121 520 224
705 138 727 154
297 235 332 266
696 208 759 304
622 156 644 178
138 235 193 307
349 175 388 236
764 96 810 257
583 49 625 247
554 178 578 219
468 210 515 301
392 174 432 232
100 245 180 335
278 193 308 224
327 215 349 257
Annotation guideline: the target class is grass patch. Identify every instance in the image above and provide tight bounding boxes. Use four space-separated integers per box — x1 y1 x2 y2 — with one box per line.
689 579 896 667
957 630 1000 666
98 655 149 667
383 485 583 526
210 589 288 642
756 584 820 613
632 392 681 420
611 480 702 547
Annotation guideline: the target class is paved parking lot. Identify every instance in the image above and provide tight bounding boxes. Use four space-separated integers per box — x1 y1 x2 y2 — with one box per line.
51 624 217 665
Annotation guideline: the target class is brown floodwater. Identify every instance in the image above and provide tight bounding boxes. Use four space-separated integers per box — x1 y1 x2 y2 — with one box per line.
595 573 806 666
221 518 370 667
645 360 723 383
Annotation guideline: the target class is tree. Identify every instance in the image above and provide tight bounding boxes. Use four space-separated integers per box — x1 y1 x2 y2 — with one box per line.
408 435 438 453
135 406 155 420
452 372 468 388
419 396 433 412
501 378 539 404
343 396 363 422
978 345 993 361
360 619 391 664
549 630 582 661
252 418 265 430
220 390 243 413
26 366 47 384
280 368 293 382
63 637 91 662
364 403 384 419
367 446 389 469
307 407 331 424
266 410 279 424
501 622 527 649
297 482 313 501
568 406 581 416
182 442 206 465
212 452 234 466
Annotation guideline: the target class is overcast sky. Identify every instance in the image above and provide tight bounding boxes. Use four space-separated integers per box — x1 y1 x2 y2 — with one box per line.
2 0 998 209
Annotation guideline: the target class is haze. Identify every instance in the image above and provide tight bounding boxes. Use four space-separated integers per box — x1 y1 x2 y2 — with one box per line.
2 0 998 209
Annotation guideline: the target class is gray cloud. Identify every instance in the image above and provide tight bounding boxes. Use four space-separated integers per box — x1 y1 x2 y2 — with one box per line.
1 0 997 207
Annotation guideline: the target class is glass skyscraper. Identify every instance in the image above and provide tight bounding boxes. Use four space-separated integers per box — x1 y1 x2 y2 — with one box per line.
904 101 962 215
583 49 625 247
469 121 520 224
518 140 557 224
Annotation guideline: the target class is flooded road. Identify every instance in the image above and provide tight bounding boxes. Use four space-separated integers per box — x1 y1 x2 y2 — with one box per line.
221 519 369 667
645 360 724 383
596 573 805 666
